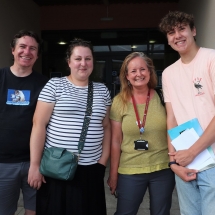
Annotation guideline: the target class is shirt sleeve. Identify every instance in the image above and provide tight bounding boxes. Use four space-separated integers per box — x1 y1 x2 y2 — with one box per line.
208 50 215 95
104 85 112 106
109 95 123 122
38 78 58 103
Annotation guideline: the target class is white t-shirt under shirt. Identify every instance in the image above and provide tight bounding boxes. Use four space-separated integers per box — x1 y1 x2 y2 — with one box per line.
38 77 111 165
162 47 215 153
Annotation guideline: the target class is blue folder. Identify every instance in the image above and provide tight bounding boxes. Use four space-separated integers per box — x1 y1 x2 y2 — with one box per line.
168 118 215 157
168 118 203 141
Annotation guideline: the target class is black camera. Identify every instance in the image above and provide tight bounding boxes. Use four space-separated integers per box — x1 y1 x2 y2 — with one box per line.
134 140 148 150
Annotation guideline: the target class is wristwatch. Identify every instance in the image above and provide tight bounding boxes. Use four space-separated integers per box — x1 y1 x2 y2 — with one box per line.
168 161 178 167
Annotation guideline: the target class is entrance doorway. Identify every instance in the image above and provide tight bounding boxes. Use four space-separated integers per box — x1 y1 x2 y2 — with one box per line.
41 29 179 97
92 54 125 98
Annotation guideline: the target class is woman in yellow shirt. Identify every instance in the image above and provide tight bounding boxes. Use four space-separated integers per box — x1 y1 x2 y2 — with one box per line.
107 52 175 215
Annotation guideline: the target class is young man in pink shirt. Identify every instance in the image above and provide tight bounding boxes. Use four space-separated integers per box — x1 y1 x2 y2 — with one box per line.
159 11 215 215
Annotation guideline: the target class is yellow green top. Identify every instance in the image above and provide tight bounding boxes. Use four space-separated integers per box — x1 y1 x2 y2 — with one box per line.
110 92 169 174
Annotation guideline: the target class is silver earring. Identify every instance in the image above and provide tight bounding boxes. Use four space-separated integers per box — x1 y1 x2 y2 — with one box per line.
128 80 131 86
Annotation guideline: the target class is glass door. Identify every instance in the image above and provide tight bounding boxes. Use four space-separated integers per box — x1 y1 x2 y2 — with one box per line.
111 58 124 98
93 54 127 98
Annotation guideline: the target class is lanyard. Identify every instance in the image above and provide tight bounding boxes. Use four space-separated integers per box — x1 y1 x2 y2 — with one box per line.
131 89 150 135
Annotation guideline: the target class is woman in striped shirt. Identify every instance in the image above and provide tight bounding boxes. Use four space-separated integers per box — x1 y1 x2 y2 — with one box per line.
28 39 111 215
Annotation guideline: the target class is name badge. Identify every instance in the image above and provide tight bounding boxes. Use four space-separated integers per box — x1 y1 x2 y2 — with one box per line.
134 140 148 150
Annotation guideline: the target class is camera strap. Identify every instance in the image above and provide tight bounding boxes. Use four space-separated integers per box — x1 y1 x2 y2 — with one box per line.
131 89 150 136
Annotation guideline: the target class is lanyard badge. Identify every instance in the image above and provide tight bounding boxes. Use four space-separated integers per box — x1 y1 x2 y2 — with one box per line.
132 89 150 150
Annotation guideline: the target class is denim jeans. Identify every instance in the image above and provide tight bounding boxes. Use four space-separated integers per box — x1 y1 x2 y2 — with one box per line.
175 166 215 215
115 169 175 215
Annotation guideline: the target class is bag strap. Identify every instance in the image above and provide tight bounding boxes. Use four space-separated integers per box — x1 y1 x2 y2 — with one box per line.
155 88 165 106
78 81 93 155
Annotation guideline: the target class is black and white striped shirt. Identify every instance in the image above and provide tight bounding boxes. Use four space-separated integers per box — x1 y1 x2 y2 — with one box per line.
38 77 111 165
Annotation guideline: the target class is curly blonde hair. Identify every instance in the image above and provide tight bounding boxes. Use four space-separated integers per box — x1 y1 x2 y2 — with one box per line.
117 52 157 112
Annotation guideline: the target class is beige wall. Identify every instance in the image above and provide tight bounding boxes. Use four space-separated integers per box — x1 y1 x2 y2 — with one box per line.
179 0 215 49
0 0 41 71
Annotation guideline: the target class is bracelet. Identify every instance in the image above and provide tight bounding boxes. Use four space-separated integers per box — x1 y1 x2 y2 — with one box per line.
168 161 178 167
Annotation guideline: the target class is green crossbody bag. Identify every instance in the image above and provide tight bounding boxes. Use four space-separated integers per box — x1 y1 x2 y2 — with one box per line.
39 81 93 181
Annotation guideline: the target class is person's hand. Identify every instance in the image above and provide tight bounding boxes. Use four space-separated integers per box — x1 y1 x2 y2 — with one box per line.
171 164 198 182
169 149 195 166
107 173 118 195
28 165 46 190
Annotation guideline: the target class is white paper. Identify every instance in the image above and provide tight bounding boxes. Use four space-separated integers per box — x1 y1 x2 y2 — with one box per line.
171 128 215 171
